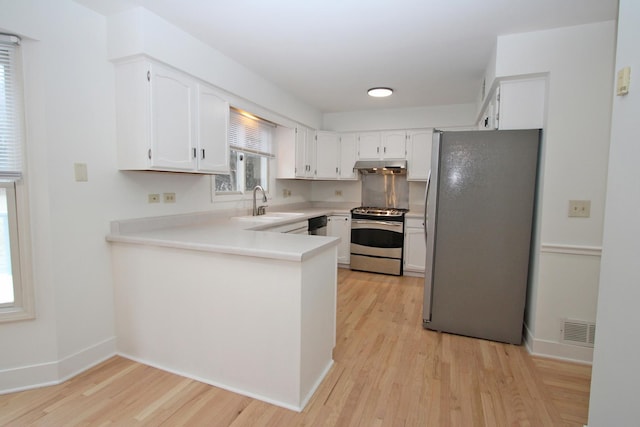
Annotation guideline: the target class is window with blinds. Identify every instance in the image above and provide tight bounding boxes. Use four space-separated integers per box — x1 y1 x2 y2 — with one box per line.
0 35 23 180
215 109 274 194
0 34 32 321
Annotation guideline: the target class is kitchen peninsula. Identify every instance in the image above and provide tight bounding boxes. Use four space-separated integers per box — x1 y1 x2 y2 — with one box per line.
107 209 340 411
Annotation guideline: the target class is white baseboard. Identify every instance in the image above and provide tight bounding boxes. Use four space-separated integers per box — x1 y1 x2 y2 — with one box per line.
0 337 116 395
118 351 323 412
524 324 593 364
57 337 117 382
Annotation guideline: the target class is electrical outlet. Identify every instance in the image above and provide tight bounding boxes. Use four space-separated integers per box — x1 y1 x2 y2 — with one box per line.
148 193 160 203
568 200 591 218
335 190 343 197
163 192 176 203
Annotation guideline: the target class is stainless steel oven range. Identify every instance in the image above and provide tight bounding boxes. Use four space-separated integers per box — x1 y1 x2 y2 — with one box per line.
350 207 407 276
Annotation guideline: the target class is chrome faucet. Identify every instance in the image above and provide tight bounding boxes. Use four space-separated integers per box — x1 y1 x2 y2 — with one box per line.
252 185 268 216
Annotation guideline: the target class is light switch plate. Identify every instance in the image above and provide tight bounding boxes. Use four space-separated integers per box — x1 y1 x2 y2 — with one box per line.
617 66 631 96
568 200 591 218
74 163 88 182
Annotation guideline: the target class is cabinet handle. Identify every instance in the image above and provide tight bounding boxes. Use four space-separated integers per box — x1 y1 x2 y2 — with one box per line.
377 147 380 153
193 148 197 158
201 149 205 159
147 71 150 82
384 147 387 153
148 149 152 159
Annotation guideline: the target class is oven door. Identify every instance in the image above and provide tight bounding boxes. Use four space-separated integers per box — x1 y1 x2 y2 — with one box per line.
350 218 404 275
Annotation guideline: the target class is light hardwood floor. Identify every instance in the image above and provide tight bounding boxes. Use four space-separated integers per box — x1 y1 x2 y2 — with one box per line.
0 269 592 426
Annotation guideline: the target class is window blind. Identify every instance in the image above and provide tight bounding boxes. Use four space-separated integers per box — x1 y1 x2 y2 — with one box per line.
0 35 22 180
228 109 274 157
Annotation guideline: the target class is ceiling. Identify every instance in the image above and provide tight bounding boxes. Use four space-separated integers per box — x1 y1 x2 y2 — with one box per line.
74 0 618 113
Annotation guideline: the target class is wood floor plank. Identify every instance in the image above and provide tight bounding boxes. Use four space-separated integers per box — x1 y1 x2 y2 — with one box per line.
0 269 592 426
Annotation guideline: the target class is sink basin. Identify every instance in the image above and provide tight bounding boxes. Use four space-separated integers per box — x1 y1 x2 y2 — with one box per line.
231 215 278 222
263 212 305 218
231 212 305 222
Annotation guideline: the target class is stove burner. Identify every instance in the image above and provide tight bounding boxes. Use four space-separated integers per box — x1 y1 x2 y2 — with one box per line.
351 207 408 217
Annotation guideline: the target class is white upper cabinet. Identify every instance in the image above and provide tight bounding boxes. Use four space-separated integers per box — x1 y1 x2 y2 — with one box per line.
315 131 340 179
197 84 229 173
314 131 358 180
338 133 358 180
150 64 196 170
357 131 406 160
479 76 546 130
498 77 546 130
380 130 407 159
275 126 296 179
295 126 316 178
115 58 229 174
406 129 432 181
357 132 382 159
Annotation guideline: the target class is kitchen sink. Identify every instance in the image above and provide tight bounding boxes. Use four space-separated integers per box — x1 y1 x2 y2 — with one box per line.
263 212 305 217
231 212 305 222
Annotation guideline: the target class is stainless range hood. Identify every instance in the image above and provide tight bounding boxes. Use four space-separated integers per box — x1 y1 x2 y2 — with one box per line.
353 160 407 174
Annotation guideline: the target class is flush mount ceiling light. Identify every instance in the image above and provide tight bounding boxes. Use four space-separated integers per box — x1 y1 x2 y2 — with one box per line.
367 87 393 98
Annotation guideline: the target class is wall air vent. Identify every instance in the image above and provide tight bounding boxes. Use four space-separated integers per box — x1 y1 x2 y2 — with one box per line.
561 318 596 347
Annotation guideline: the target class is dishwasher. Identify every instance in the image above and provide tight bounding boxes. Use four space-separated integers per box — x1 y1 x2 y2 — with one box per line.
308 215 328 236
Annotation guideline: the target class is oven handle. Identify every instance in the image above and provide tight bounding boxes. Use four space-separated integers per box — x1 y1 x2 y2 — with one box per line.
352 219 403 227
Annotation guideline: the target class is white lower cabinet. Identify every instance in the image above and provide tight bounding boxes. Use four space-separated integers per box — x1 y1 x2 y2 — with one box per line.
404 217 426 273
328 215 351 264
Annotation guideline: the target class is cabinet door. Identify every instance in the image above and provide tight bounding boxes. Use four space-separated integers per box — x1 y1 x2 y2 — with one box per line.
150 64 196 170
275 126 296 179
305 128 317 178
328 215 351 264
404 225 426 272
498 78 545 130
381 130 406 159
407 129 432 181
197 84 229 173
357 132 382 159
339 133 358 180
295 126 317 178
316 131 339 179
294 126 308 178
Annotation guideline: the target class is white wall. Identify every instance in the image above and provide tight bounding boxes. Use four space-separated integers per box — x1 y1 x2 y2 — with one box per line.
107 8 322 130
493 21 616 362
0 0 319 392
588 1 640 424
322 103 476 132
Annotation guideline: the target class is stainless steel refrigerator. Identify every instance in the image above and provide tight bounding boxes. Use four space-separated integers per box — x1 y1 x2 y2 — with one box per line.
423 129 540 344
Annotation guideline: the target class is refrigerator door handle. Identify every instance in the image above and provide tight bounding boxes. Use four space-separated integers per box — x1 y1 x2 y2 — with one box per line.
423 168 433 323
424 169 431 241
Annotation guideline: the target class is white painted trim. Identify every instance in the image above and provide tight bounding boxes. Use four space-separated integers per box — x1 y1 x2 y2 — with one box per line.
299 360 334 410
540 243 602 257
524 323 593 364
117 352 318 412
0 361 58 394
0 337 116 394
57 337 117 381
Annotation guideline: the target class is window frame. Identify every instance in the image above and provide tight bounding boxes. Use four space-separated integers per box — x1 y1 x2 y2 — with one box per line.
0 35 34 322
213 108 276 201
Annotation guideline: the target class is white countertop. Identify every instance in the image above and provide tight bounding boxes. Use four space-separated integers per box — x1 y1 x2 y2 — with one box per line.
107 208 347 262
